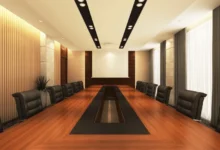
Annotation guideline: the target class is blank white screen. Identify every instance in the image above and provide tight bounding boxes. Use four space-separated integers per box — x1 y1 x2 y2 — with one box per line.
92 51 128 78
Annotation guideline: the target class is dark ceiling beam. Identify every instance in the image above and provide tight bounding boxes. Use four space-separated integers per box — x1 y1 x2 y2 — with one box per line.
74 0 101 49
119 0 148 49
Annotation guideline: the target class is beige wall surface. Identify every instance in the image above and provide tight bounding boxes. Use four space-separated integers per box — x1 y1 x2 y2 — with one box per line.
0 6 40 122
135 51 151 87
166 38 175 106
54 41 61 85
68 50 85 87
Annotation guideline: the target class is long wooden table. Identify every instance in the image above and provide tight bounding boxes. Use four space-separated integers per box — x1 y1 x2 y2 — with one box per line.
0 85 220 150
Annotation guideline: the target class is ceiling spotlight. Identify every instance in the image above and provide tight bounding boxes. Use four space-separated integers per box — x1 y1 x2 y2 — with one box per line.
123 38 127 41
90 28 94 30
138 0 145 2
79 3 86 7
128 25 133 28
136 3 143 7
97 46 101 49
78 0 84 2
94 38 98 41
128 28 132 30
89 25 93 28
120 46 123 48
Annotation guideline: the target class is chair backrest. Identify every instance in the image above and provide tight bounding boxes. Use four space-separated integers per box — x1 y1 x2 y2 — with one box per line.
176 90 207 120
140 82 148 93
0 117 3 133
62 83 74 97
217 107 220 132
12 90 43 120
146 83 158 98
136 81 142 91
77 81 84 91
156 85 172 104
47 85 64 104
71 82 80 93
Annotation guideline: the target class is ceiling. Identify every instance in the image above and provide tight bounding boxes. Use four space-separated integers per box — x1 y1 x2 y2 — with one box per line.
0 0 219 51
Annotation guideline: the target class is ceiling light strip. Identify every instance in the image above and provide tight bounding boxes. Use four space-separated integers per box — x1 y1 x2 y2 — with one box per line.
74 0 101 49
119 0 147 49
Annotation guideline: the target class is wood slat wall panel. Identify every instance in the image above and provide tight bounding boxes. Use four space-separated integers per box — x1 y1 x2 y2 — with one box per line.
0 6 40 123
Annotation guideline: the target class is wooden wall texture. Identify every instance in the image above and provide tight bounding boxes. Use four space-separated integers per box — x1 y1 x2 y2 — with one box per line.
0 6 40 122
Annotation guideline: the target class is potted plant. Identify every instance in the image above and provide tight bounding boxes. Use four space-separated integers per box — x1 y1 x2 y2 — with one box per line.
36 76 49 108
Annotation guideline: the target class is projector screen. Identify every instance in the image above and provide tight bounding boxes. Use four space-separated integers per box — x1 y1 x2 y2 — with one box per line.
92 51 129 78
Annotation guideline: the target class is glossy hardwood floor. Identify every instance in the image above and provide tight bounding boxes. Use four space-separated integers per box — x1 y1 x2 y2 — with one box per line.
0 85 220 150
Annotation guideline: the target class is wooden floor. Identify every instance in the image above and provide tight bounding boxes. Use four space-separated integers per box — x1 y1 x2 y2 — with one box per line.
0 85 220 150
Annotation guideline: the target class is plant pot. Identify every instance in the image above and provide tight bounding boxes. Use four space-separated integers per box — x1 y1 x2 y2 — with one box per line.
40 91 51 108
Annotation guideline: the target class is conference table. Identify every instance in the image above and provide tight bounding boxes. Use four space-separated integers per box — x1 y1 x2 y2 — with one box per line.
0 85 220 150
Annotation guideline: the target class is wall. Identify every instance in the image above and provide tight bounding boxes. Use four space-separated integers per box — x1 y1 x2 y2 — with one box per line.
85 51 135 88
166 38 175 106
135 51 151 87
54 41 61 85
0 6 40 122
68 50 85 87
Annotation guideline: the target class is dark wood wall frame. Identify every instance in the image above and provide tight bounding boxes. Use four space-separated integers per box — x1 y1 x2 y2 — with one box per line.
85 51 135 88
60 45 68 85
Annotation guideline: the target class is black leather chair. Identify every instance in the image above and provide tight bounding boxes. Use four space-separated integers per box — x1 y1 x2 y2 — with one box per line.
146 83 158 98
12 90 43 120
136 81 142 91
71 82 80 93
62 83 74 97
217 107 220 132
176 90 207 120
47 85 64 104
156 85 172 104
78 81 84 91
140 82 148 93
0 117 3 133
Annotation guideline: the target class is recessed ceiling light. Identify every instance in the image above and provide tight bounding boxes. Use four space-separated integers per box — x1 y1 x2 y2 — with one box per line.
78 0 84 2
39 20 43 23
94 38 98 41
123 38 127 41
61 37 65 40
138 0 145 2
79 3 86 7
136 3 143 7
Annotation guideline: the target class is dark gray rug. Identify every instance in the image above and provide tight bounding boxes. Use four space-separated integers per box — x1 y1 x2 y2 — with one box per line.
70 86 149 134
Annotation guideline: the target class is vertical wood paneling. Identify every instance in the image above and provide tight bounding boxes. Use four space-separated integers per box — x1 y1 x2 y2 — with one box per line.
54 41 61 85
0 6 40 123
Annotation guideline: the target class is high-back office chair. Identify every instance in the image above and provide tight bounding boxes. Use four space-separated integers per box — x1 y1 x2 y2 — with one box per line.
0 117 3 133
78 81 84 90
12 90 43 120
140 82 148 93
146 83 158 98
71 82 80 93
62 83 74 97
176 90 207 120
136 81 142 91
156 85 172 105
217 107 220 132
47 85 64 104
